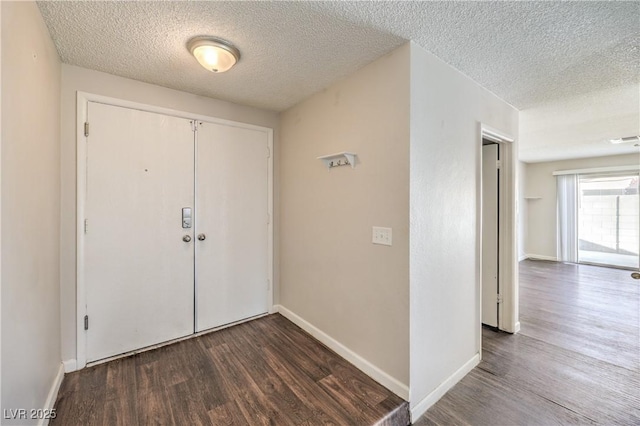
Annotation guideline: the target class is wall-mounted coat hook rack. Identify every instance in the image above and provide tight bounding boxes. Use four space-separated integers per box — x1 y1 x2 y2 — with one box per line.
317 152 357 170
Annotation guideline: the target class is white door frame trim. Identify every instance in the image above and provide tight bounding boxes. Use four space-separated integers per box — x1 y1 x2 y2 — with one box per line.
75 91 274 369
476 123 519 358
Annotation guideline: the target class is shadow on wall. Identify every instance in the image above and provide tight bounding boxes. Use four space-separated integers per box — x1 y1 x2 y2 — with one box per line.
579 239 637 256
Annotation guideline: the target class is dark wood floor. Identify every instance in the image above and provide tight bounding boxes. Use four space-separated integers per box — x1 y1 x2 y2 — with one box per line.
52 314 409 425
415 259 640 425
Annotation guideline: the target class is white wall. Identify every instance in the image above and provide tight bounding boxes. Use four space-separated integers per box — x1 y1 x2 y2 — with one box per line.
0 1 3 409
409 42 518 413
518 161 528 260
279 45 410 390
59 64 280 365
1 2 62 423
525 153 640 260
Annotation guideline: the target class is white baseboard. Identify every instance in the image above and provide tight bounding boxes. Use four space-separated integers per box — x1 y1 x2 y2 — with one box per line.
500 321 521 334
39 363 64 426
526 254 558 262
514 321 521 333
410 353 480 422
501 320 521 334
62 359 77 373
273 304 409 400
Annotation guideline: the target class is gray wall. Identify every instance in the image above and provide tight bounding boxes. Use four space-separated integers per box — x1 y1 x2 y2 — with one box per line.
1 2 62 423
279 44 411 389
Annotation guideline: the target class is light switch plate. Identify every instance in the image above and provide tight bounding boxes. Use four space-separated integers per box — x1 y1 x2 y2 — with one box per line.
372 226 392 246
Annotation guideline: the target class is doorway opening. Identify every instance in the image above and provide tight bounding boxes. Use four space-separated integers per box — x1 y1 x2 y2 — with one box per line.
478 124 518 339
482 140 500 329
75 93 274 370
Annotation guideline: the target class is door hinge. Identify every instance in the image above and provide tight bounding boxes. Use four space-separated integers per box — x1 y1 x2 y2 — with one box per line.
84 219 88 234
497 294 503 304
84 122 89 137
84 315 89 330
267 147 271 158
190 120 197 132
496 160 502 170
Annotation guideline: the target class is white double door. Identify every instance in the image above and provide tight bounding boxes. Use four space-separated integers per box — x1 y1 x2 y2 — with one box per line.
84 102 269 362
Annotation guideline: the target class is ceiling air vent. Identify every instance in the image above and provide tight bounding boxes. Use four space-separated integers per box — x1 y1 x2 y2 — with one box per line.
608 136 640 144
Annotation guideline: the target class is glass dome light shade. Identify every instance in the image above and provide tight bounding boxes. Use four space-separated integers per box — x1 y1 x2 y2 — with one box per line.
188 37 240 73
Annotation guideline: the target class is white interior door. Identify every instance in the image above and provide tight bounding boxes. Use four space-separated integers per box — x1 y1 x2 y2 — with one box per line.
84 102 195 362
195 122 269 332
482 143 499 327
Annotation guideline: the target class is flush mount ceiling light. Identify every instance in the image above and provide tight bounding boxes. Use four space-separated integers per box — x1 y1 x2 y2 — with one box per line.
187 36 240 73
608 135 640 145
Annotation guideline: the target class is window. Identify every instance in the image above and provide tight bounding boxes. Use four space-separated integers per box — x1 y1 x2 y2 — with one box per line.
577 173 639 269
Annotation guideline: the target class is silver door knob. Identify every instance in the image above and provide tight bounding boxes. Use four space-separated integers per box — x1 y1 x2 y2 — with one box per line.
183 235 192 242
197 234 206 241
632 272 640 280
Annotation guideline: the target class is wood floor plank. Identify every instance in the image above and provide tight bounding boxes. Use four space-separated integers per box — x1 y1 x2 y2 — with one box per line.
103 357 137 426
318 374 376 425
51 363 108 426
165 379 212 426
481 335 639 424
415 259 640 425
251 315 407 423
204 330 296 425
51 312 409 425
251 316 333 382
178 338 229 410
376 397 412 426
136 386 176 426
207 400 250 425
221 325 315 424
419 367 598 425
260 343 358 425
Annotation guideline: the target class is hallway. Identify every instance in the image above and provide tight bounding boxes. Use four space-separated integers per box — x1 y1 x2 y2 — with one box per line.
416 259 640 424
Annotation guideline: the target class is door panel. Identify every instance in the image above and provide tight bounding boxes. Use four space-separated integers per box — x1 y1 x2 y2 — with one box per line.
482 144 499 327
195 122 269 332
85 102 195 362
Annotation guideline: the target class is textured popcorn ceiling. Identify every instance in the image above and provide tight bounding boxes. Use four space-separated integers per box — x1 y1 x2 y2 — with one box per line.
38 1 639 160
313 1 639 110
37 1 406 112
519 84 639 162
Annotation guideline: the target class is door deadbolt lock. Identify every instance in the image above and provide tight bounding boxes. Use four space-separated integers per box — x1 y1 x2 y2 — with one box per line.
631 272 640 280
182 207 192 229
183 235 192 243
197 234 206 241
